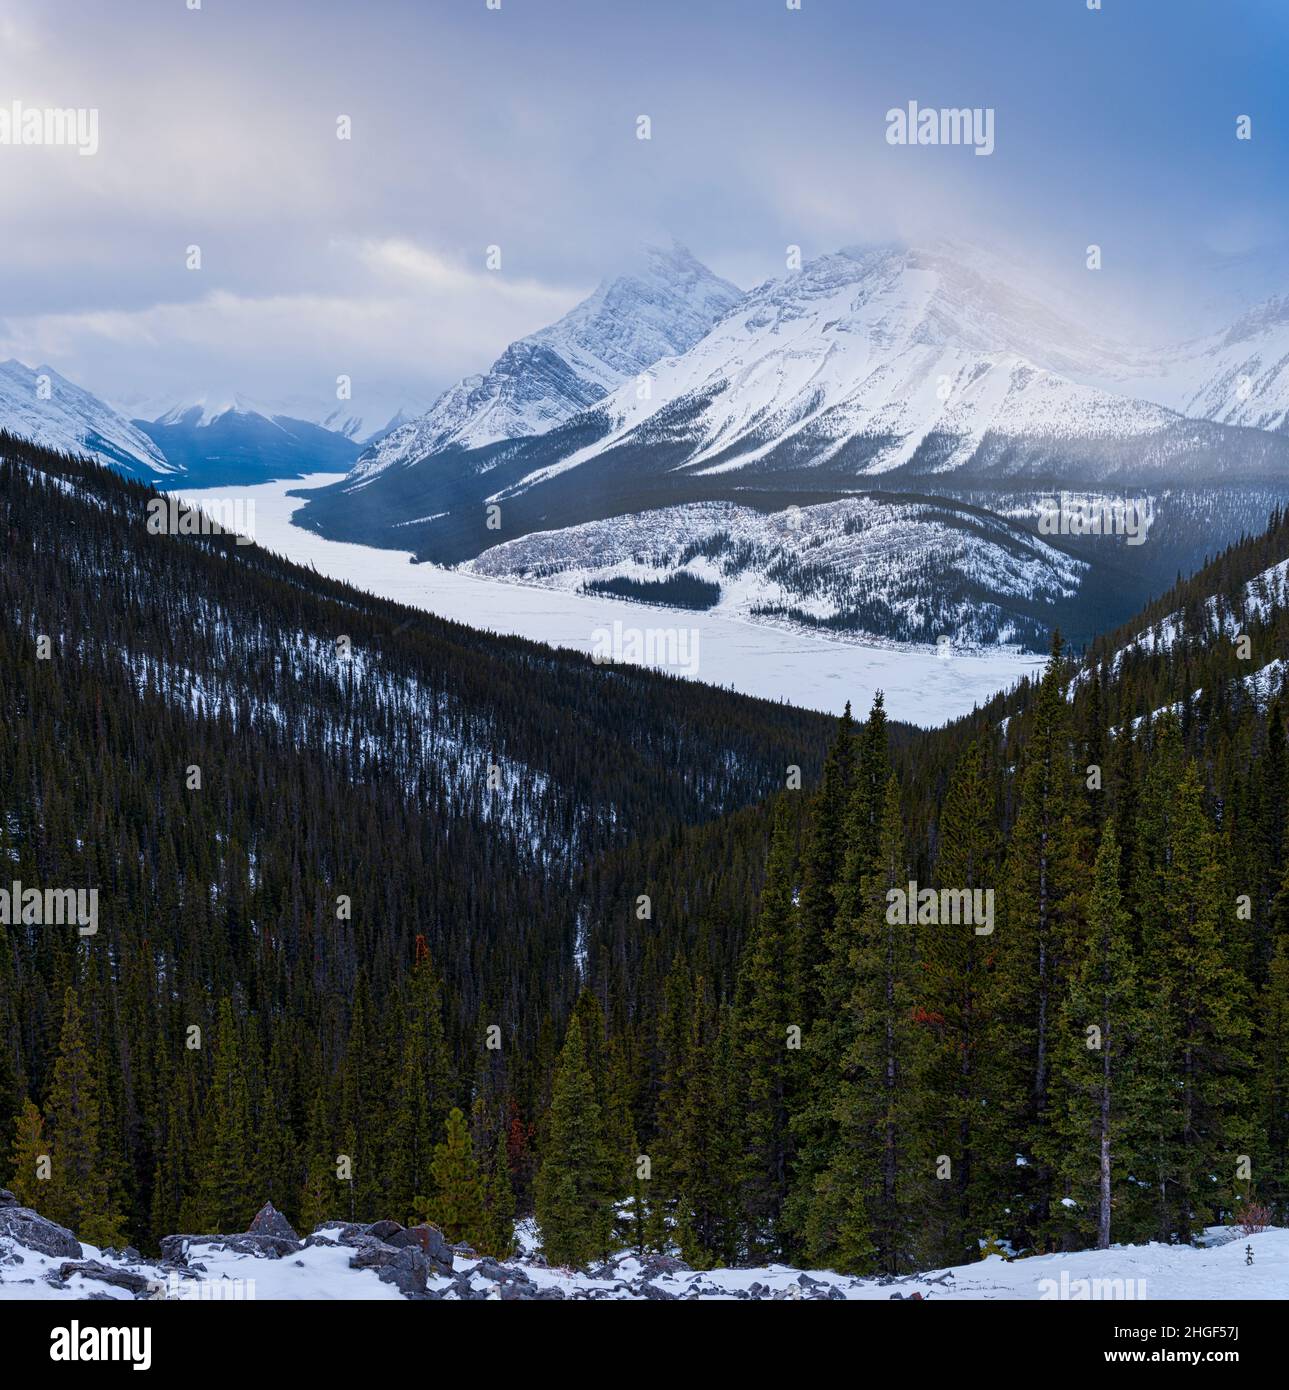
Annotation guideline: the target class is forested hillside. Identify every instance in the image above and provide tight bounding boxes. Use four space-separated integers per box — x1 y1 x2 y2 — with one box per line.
2 430 1285 1272
580 507 1289 1270
0 434 831 1251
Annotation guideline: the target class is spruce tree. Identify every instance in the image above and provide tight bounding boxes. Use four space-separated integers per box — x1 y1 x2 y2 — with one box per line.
534 1010 614 1269
43 988 125 1247
7 1097 49 1209
918 740 1000 1266
1051 822 1145 1249
733 799 798 1258
482 1123 516 1257
415 1106 486 1245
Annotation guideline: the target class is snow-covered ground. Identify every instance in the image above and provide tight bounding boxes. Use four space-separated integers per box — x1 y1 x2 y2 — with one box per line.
3 1215 1284 1302
170 475 1042 725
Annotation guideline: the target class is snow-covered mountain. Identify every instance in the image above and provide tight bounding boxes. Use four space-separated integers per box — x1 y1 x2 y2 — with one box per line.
497 243 1192 495
348 242 743 486
0 360 173 479
1115 296 1289 434
136 400 361 487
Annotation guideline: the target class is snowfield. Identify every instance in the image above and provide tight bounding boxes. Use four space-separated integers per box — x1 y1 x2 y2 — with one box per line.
171 476 1043 724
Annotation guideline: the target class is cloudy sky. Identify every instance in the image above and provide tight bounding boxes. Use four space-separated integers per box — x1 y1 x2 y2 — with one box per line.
1 0 1286 423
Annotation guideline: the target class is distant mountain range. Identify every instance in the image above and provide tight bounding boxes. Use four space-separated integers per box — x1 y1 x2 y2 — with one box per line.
8 238 1289 650
0 373 434 487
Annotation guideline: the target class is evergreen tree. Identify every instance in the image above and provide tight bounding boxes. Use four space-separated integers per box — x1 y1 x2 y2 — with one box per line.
1051 822 1145 1249
535 1010 614 1268
43 989 125 1248
482 1123 516 1257
415 1106 486 1245
192 998 254 1232
7 1097 49 1209
918 740 1000 1266
833 777 927 1274
733 799 798 1257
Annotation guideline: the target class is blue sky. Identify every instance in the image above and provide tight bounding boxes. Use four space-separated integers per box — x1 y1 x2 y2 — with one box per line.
1 0 1285 416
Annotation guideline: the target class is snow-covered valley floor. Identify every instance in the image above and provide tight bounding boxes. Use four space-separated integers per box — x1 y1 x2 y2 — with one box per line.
170 476 1042 725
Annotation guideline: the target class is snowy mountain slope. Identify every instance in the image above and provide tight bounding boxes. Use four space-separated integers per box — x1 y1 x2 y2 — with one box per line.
497 244 1182 496
136 401 360 486
463 495 1086 650
300 242 1289 608
0 360 173 479
1105 553 1289 675
1113 296 1289 434
348 242 742 486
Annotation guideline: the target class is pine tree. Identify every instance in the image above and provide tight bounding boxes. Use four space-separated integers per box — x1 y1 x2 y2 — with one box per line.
1256 941 1289 1220
482 1123 516 1257
385 938 453 1224
918 740 1000 1266
192 998 254 1232
298 1086 337 1234
733 799 798 1257
1140 763 1252 1241
415 1106 486 1245
789 695 889 1266
534 1010 614 1268
992 635 1081 1249
43 988 125 1247
7 1097 49 1209
1050 822 1145 1249
833 777 927 1274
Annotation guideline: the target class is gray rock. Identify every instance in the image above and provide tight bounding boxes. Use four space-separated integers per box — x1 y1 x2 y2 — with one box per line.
639 1281 677 1300
0 1204 82 1259
389 1222 454 1276
159 1232 300 1264
366 1219 404 1242
476 1256 532 1284
347 1235 429 1297
57 1259 153 1296
533 1286 567 1300
247 1202 299 1243
0 1189 18 1207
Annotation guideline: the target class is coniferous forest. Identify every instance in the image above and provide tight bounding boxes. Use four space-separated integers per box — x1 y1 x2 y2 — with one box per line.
2 434 1288 1276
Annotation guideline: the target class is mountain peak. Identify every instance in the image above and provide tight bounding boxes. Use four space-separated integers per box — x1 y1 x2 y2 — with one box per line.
348 244 743 482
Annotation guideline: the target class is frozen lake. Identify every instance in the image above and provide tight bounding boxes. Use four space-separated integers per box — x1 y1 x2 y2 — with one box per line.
173 475 1042 726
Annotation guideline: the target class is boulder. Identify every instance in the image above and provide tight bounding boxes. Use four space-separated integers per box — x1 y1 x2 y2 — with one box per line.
57 1259 153 1296
0 1189 18 1207
388 1222 454 1276
247 1202 299 1243
366 1219 404 1242
0 1203 82 1259
347 1234 429 1297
